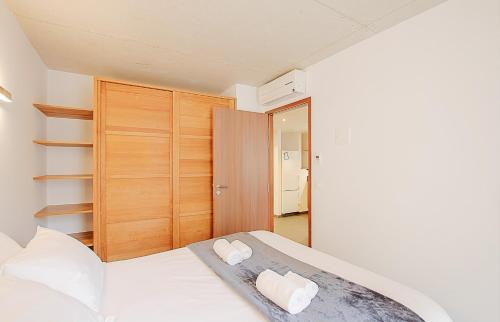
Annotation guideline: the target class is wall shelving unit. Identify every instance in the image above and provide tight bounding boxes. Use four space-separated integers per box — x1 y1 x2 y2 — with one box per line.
35 203 93 218
33 140 92 148
33 103 93 120
33 174 93 181
33 103 94 247
68 231 93 247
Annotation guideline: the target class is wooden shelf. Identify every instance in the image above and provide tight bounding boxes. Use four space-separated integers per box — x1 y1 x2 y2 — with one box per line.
33 174 93 181
35 203 93 218
33 104 93 120
68 231 93 247
33 140 92 148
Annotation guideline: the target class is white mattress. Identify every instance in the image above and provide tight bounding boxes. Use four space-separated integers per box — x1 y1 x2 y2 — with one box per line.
102 231 451 322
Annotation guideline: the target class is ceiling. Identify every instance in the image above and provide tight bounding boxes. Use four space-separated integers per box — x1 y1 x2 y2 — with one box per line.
6 0 445 94
274 105 309 132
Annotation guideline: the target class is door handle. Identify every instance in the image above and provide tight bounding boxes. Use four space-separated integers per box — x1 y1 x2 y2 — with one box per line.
215 185 228 189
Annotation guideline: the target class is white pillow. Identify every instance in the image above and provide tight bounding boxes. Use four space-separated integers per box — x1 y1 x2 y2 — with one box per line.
0 232 22 266
0 276 106 322
2 227 104 311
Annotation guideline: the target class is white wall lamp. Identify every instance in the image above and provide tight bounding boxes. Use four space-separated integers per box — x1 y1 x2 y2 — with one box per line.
0 86 13 103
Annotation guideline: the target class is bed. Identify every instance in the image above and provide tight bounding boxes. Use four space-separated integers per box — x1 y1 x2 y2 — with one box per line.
101 231 451 322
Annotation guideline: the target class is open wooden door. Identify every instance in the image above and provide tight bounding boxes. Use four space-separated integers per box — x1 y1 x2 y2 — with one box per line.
213 109 270 236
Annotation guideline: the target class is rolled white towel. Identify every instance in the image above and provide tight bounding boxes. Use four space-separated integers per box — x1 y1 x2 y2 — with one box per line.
285 271 319 299
213 239 243 265
230 240 252 259
256 269 311 314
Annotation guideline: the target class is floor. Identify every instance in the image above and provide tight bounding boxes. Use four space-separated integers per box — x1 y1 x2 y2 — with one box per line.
274 213 309 246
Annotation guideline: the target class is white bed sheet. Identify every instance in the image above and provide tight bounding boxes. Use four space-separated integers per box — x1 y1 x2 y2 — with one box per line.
102 231 451 322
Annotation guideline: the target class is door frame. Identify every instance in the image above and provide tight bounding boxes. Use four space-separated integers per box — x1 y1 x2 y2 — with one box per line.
266 97 312 247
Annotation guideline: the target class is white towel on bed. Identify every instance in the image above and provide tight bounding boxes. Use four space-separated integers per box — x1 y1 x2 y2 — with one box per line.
230 240 252 259
256 269 311 314
213 239 243 265
285 271 319 299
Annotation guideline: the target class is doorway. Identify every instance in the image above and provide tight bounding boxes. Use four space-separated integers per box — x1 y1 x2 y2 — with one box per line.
268 98 311 246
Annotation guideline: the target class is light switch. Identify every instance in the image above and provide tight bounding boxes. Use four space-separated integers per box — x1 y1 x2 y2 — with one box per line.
334 127 351 145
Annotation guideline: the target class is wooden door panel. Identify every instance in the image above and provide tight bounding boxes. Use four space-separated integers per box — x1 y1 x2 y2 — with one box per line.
213 109 270 237
179 214 211 247
180 160 212 177
180 116 211 136
106 177 171 223
106 135 170 178
105 83 172 133
179 177 212 214
180 137 211 161
97 80 174 261
173 92 235 247
106 218 172 261
180 95 231 117
179 94 232 136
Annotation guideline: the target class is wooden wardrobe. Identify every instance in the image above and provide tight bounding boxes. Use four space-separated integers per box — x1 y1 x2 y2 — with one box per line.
93 79 235 261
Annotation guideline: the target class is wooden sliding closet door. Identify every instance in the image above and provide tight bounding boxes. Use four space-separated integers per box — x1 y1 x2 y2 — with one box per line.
173 92 235 248
95 81 173 261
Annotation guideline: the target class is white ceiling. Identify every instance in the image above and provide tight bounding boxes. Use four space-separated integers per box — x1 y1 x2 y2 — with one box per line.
6 0 445 94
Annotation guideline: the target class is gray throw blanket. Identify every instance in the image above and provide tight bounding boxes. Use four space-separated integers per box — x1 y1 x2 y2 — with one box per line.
188 232 424 322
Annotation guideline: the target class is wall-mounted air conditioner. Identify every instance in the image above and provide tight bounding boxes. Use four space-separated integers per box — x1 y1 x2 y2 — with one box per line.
258 69 306 106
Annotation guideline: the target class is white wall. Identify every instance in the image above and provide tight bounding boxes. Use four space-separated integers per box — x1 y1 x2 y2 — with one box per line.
221 84 262 112
45 70 93 233
0 3 93 241
307 1 500 321
0 0 47 245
